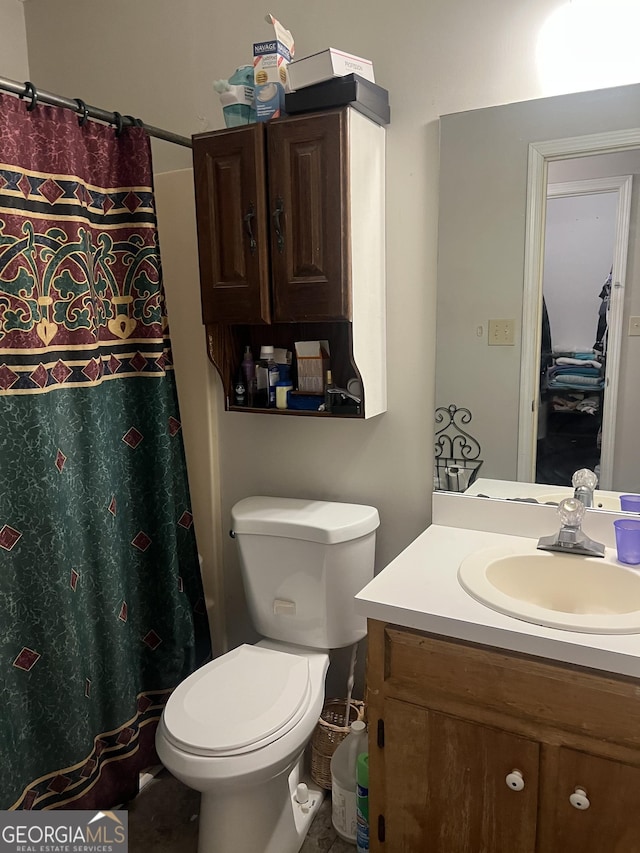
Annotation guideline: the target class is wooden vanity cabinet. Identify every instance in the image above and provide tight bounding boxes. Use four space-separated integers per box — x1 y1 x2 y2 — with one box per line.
542 747 640 852
367 620 640 853
192 107 386 417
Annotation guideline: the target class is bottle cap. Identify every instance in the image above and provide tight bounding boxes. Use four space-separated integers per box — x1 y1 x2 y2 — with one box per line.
260 345 274 358
351 720 366 732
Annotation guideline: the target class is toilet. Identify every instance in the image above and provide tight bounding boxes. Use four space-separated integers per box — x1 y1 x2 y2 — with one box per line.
155 496 379 853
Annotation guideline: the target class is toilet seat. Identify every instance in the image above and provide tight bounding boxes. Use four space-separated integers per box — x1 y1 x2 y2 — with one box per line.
162 644 312 757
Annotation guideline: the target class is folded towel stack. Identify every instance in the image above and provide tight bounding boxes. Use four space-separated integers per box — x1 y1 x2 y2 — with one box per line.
546 351 604 392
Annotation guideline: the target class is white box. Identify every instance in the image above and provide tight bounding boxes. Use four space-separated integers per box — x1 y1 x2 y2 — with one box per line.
295 340 330 394
288 48 375 91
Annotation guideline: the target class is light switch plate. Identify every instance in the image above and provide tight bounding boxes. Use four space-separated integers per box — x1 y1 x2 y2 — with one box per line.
629 316 640 336
488 319 515 346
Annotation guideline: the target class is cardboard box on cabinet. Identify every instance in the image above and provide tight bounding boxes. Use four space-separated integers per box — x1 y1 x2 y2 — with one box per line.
253 14 294 122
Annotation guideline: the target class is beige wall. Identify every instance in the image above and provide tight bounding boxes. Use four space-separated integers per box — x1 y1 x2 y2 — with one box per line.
1 0 28 79
15 0 603 686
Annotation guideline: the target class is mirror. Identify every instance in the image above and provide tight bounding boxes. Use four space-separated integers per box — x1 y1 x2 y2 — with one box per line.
435 81 640 504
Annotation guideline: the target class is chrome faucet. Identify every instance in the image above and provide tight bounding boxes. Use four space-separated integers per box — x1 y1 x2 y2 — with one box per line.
572 468 598 508
537 497 605 557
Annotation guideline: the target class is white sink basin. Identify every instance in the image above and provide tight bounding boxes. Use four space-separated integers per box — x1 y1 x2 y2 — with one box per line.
536 491 620 510
458 541 640 633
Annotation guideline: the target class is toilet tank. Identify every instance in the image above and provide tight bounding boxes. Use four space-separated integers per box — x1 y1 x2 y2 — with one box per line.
231 497 379 649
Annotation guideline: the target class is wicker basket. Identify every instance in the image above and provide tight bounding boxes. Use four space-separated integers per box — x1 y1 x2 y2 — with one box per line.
310 698 365 790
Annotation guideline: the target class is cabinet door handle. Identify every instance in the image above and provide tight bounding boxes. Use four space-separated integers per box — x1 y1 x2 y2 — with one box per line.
243 203 257 255
505 769 525 792
272 197 285 253
569 787 590 810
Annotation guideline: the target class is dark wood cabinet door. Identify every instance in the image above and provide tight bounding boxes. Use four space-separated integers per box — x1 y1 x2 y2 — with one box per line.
539 746 640 853
267 110 350 322
192 125 271 324
380 699 539 853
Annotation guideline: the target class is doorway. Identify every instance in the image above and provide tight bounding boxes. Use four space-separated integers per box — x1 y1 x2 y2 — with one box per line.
518 130 637 490
535 178 629 486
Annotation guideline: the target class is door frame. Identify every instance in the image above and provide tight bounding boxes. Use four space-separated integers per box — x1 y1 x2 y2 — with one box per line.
540 175 631 488
517 129 637 488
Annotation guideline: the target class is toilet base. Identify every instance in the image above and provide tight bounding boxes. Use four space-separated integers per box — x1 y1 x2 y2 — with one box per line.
196 753 324 853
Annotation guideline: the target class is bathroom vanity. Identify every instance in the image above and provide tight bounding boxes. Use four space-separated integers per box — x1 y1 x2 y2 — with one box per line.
356 493 640 853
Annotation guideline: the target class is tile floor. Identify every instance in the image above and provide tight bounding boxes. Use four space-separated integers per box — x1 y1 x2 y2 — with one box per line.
127 768 354 853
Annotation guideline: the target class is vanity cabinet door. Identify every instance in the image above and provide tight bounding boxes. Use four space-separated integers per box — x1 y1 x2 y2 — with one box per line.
380 698 540 853
538 746 640 853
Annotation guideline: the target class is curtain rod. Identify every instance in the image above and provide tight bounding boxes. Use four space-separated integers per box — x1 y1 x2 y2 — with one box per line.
0 74 192 148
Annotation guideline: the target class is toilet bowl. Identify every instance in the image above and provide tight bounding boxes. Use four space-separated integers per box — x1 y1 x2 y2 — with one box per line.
156 640 329 853
156 496 379 853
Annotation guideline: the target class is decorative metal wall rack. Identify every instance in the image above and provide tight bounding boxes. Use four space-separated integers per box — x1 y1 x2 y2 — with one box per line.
434 404 484 492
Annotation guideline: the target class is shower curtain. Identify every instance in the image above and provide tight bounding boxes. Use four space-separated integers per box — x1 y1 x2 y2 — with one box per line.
0 92 211 809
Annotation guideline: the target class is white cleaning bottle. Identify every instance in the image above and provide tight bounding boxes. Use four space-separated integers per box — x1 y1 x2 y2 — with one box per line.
331 719 368 844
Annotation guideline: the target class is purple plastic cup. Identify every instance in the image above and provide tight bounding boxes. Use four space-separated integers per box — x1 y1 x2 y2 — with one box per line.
614 518 640 565
620 494 640 513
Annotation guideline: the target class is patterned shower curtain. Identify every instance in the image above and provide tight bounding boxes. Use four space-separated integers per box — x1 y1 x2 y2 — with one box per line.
0 93 211 809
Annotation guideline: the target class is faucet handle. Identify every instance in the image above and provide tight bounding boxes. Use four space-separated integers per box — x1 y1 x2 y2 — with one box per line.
558 497 586 528
538 495 605 557
572 468 598 490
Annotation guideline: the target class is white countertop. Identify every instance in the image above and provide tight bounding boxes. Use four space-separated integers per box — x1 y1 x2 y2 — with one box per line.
355 493 640 679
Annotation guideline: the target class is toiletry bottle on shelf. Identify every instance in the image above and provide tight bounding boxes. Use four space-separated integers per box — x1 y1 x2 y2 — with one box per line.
256 345 279 408
324 369 334 413
247 373 257 407
242 346 256 406
275 379 293 410
266 349 279 408
330 719 367 844
241 346 255 386
234 370 246 407
255 346 269 407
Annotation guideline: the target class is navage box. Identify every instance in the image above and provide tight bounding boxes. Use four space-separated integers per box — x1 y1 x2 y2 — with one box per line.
253 15 294 122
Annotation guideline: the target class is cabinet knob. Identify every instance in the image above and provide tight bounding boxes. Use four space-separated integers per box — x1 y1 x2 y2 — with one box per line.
569 787 590 810
505 769 525 791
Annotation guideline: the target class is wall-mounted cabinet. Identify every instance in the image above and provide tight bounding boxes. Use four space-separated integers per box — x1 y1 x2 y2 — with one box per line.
192 106 386 418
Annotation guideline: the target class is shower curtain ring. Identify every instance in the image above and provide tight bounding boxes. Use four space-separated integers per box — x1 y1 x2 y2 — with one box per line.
21 81 38 112
112 111 124 137
74 98 89 126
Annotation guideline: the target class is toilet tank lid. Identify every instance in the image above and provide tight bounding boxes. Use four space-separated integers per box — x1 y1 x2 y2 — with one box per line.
231 496 380 544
